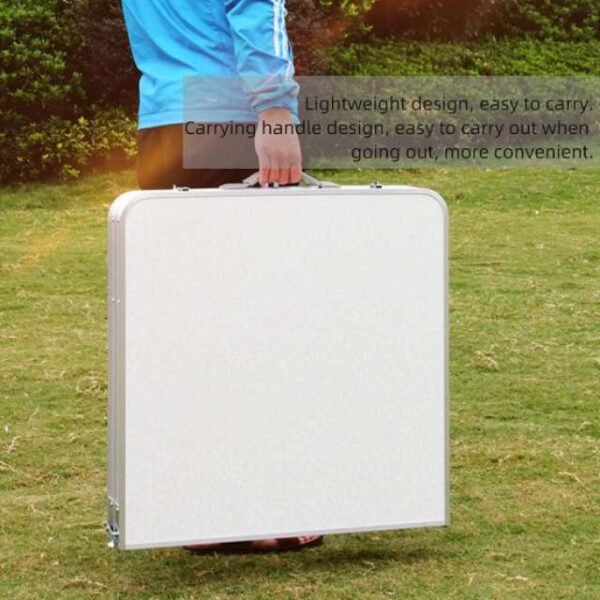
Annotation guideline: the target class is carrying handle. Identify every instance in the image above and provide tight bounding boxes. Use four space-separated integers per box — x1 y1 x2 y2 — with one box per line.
220 171 339 189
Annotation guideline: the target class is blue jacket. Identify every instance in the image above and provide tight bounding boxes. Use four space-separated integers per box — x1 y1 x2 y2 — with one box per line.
121 0 298 129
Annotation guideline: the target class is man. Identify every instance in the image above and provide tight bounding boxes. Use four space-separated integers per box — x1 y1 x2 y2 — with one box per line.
122 0 303 190
121 0 320 552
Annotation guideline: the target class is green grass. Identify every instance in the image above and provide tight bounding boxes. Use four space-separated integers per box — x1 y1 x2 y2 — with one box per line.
1 168 599 599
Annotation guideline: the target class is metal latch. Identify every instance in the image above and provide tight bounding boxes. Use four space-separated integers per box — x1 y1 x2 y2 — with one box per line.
106 497 120 549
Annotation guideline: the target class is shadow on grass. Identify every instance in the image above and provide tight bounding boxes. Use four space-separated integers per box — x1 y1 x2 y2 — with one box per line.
116 536 440 591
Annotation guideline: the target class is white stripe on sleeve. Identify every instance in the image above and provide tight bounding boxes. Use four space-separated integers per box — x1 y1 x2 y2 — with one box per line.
272 0 281 57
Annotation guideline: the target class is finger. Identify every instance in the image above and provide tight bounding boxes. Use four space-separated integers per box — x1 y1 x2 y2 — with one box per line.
268 159 280 184
259 158 270 186
279 166 290 186
289 165 302 184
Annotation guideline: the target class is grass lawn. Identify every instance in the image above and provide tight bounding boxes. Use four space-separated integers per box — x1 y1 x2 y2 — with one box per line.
1 168 598 599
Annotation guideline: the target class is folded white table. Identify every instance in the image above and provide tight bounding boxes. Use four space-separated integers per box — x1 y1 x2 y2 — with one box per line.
107 176 449 549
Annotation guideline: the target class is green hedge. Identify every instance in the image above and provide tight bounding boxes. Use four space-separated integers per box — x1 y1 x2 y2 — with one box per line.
0 0 373 184
3 108 137 183
367 1 600 42
492 0 600 42
287 0 374 73
0 1 137 183
0 2 81 130
1 1 598 184
326 39 600 76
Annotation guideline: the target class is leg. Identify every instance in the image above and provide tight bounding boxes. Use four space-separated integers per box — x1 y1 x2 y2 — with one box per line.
136 123 257 190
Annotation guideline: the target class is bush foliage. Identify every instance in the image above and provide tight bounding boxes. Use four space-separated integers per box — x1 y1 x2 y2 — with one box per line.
0 0 136 183
492 0 600 41
326 39 600 76
0 0 372 183
0 0 598 183
287 0 375 73
368 0 600 42
65 0 139 112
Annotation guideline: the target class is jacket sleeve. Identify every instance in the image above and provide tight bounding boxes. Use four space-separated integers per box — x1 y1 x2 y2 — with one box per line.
224 0 299 116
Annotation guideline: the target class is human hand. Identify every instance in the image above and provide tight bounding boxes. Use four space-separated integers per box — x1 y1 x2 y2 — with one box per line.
254 107 302 186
